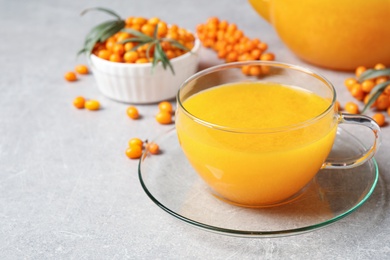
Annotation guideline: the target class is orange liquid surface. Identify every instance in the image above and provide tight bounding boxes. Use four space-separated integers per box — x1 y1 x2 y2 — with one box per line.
176 82 337 206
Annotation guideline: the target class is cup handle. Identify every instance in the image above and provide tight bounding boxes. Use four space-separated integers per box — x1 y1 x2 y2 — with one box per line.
321 112 382 169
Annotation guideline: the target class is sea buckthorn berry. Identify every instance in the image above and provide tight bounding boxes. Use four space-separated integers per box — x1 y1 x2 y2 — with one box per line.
261 65 271 74
127 106 140 119
148 17 160 25
344 101 359 114
141 23 155 36
64 71 77 82
156 111 173 124
124 51 139 63
113 44 125 56
375 94 390 110
260 52 275 61
374 63 386 70
241 65 251 75
133 17 147 25
147 142 160 155
109 53 122 62
376 76 389 85
73 96 85 109
158 101 174 114
258 42 268 51
135 58 149 64
372 113 385 127
361 80 375 93
125 145 143 159
363 94 378 108
344 77 358 90
85 100 100 111
124 42 135 52
355 66 366 77
249 65 262 76
335 101 341 111
75 65 89 75
117 32 131 42
128 138 143 149
384 85 390 95
97 49 111 60
350 83 364 101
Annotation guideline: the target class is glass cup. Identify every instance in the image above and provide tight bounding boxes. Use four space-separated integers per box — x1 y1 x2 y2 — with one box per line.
175 61 381 208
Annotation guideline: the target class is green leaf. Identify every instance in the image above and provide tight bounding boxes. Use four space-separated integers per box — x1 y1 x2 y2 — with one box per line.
359 68 390 82
78 7 125 56
362 80 390 113
163 38 190 52
98 20 125 42
155 42 174 74
145 42 156 61
81 7 122 20
78 20 125 56
129 41 151 52
85 20 118 42
122 28 154 41
119 38 148 44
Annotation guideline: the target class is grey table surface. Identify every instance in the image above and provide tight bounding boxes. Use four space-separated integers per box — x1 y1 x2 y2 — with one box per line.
1 0 389 259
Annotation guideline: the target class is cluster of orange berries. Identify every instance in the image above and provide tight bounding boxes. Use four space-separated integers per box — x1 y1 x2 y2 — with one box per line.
344 63 390 126
124 101 173 160
196 17 275 76
126 101 175 125
73 96 101 111
126 138 160 160
64 64 89 82
92 17 195 63
64 64 101 111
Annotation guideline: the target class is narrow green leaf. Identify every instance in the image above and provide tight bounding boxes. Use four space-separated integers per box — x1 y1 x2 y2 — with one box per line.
362 80 390 113
98 20 125 42
163 38 190 52
85 20 118 42
130 41 151 52
81 7 122 20
153 23 159 39
122 28 153 41
119 38 148 44
156 42 174 74
362 91 382 114
359 68 390 82
145 42 156 61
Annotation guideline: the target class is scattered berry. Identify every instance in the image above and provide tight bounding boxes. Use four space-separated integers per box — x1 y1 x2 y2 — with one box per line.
158 101 174 114
372 113 386 127
85 100 100 111
75 64 89 75
155 111 173 124
73 96 86 109
125 146 143 159
147 142 160 155
128 138 143 149
344 101 359 114
64 71 77 82
127 106 140 119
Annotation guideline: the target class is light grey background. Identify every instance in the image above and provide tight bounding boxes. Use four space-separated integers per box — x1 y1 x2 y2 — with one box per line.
1 0 389 259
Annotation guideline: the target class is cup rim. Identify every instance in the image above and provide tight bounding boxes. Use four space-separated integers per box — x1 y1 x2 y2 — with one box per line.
176 61 337 134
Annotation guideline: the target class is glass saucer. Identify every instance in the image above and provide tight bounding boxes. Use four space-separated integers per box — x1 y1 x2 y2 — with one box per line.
138 127 379 238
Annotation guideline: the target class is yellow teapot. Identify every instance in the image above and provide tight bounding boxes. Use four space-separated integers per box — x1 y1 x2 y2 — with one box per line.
249 0 390 71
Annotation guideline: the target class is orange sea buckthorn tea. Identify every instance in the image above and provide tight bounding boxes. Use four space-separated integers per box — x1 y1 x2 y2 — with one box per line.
176 61 381 207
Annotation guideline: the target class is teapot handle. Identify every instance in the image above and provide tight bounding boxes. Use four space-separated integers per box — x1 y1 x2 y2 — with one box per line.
248 0 271 23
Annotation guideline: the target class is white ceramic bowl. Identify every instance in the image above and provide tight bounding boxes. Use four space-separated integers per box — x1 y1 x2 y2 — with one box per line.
89 39 201 104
